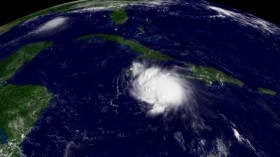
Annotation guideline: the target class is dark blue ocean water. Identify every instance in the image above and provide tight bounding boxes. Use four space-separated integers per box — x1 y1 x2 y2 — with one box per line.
0 0 280 156
0 129 8 144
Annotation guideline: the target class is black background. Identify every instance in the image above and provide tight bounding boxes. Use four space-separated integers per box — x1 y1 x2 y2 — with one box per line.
0 0 279 27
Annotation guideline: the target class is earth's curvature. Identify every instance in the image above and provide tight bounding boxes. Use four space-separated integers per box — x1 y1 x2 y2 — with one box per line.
0 0 280 156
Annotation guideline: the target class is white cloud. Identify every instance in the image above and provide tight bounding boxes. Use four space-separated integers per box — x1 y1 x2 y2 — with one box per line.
208 6 238 18
71 0 177 13
233 128 242 142
208 5 279 34
129 62 193 115
232 127 257 153
34 17 69 34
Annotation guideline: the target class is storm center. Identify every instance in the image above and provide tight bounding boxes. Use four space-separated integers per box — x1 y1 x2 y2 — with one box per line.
130 62 192 115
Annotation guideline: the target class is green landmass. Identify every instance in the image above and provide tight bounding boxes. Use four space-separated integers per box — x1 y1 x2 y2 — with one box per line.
185 63 244 87
258 88 276 96
77 34 173 60
0 42 52 83
138 26 145 33
110 7 128 25
0 42 53 156
0 85 52 156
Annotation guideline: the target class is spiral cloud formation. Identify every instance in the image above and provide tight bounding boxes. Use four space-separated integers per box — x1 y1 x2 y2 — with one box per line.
130 62 193 115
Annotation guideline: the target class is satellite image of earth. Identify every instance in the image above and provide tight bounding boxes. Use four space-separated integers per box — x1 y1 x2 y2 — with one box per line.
0 0 280 156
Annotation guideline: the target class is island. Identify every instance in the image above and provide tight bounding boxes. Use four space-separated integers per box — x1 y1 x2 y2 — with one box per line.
185 63 244 87
77 34 173 60
110 7 129 25
258 88 276 96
